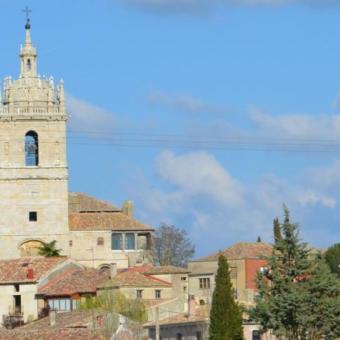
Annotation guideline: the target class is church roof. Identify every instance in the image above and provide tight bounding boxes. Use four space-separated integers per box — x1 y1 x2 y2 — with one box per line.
193 242 273 262
68 192 153 232
0 257 68 284
69 192 120 213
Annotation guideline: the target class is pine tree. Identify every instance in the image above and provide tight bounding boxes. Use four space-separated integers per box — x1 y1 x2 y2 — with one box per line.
273 217 282 244
303 258 340 339
251 207 340 340
209 254 243 340
251 207 311 339
324 243 340 276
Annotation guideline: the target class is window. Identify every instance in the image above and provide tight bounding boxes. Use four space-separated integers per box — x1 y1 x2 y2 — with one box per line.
27 59 31 71
48 298 72 311
176 333 183 340
125 233 135 250
230 267 237 279
183 286 187 292
97 237 104 246
111 233 122 250
252 330 261 340
29 211 37 222
137 290 143 299
196 331 202 340
14 284 20 292
181 276 187 281
69 240 73 247
155 289 161 299
25 131 39 166
199 278 210 289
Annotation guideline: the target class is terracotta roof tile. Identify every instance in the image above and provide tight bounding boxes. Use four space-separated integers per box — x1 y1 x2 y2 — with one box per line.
69 212 153 232
0 257 68 284
146 304 210 327
195 242 273 262
69 192 119 213
100 271 172 288
144 266 190 275
38 268 109 296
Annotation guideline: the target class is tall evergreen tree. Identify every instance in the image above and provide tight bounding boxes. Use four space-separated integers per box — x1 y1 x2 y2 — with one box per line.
302 258 340 339
251 208 340 340
324 243 340 276
251 208 310 339
209 254 243 340
273 217 282 244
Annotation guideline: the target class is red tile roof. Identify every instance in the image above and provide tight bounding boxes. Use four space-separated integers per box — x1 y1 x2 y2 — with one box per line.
99 271 172 288
69 192 119 213
146 304 210 327
69 212 153 232
0 257 68 284
38 268 109 297
0 311 109 339
144 265 189 275
195 242 273 262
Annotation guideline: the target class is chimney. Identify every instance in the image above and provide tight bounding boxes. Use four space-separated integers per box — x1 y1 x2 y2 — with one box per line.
188 295 196 317
122 200 134 218
27 268 34 280
49 310 56 327
110 263 117 279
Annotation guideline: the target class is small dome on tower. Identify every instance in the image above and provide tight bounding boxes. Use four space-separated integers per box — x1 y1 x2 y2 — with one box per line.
25 18 31 30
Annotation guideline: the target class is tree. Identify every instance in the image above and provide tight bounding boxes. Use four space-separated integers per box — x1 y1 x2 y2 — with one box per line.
302 258 340 339
251 207 340 340
38 240 61 257
209 254 243 340
80 290 147 323
153 223 195 267
324 243 340 276
273 217 282 244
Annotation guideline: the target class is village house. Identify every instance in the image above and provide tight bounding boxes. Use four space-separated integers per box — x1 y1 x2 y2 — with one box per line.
188 242 273 306
0 256 82 327
68 193 154 269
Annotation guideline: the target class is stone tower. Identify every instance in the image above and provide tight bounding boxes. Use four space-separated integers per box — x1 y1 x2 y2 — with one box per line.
0 18 69 258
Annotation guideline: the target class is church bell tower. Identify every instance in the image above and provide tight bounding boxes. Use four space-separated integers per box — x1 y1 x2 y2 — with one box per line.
0 16 69 258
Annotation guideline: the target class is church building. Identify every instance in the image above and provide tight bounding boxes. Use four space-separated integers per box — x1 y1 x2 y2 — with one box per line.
0 18 153 268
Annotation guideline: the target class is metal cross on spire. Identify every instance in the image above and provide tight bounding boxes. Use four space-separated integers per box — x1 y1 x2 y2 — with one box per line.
22 6 32 30
22 6 32 20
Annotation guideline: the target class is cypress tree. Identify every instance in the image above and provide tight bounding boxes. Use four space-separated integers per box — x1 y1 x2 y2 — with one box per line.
209 254 243 340
273 217 282 244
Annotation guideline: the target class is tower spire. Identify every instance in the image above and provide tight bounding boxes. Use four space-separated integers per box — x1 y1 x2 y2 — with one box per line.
20 7 37 78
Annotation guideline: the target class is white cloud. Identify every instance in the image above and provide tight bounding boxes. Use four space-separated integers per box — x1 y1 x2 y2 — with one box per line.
128 150 338 254
249 106 340 140
66 94 119 135
156 150 244 205
149 91 230 116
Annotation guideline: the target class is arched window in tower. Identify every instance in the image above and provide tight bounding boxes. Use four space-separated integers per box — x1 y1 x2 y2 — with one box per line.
25 131 39 166
27 59 31 71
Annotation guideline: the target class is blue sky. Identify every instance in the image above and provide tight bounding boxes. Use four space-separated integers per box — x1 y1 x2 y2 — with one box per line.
1 0 340 256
